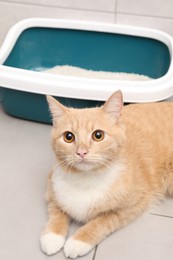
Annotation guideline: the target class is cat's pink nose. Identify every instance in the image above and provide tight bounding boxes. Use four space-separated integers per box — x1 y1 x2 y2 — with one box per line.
76 149 88 158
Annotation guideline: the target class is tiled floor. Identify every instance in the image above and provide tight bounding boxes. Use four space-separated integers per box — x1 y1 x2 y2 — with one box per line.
0 106 173 260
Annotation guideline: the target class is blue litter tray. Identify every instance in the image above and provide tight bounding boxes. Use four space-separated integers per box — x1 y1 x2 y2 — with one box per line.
0 18 173 124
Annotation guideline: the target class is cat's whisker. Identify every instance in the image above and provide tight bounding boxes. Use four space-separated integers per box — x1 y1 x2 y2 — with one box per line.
54 156 78 173
51 152 117 174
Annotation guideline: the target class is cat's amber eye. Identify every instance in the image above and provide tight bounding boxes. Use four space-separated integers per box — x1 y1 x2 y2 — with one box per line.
92 130 104 142
63 131 75 143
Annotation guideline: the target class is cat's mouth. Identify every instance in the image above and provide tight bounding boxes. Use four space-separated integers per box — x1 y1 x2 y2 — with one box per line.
61 155 102 172
76 158 90 165
74 157 98 171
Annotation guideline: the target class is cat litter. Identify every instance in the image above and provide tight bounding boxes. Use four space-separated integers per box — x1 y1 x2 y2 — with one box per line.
0 18 173 124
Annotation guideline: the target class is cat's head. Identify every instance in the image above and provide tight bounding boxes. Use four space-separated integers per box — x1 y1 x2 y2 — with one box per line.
47 91 125 173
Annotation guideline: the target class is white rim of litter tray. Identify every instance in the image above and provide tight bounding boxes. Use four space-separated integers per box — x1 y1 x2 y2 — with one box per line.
0 18 173 103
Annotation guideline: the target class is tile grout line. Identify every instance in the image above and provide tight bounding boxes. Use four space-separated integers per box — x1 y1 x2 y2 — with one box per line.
0 0 114 15
149 213 173 219
92 245 98 260
116 11 173 21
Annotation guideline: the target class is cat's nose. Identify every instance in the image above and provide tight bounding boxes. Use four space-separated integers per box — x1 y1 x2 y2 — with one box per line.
76 148 88 158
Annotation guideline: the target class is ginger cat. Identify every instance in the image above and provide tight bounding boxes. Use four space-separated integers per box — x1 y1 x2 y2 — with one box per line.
40 91 173 259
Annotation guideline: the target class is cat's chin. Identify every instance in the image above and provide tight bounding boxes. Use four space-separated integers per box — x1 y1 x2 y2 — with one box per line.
73 160 99 172
75 162 94 172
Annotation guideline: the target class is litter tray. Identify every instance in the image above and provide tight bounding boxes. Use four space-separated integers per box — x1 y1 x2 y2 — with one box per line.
0 18 173 124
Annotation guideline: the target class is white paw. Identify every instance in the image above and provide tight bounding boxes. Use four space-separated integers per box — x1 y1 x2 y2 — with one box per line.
64 237 93 259
40 232 65 255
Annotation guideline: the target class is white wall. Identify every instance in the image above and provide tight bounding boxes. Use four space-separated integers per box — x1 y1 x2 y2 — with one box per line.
0 0 173 46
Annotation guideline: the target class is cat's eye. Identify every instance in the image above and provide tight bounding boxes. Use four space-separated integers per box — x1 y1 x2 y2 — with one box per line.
63 131 75 143
92 130 104 142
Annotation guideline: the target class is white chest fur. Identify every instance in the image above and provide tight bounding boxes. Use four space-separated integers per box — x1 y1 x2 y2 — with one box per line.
52 164 123 223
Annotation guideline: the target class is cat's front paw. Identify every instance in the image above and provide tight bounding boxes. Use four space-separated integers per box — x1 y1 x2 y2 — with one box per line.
64 237 93 259
40 232 65 255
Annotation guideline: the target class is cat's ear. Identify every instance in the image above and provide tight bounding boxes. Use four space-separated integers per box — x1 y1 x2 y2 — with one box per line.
46 95 67 126
102 90 123 124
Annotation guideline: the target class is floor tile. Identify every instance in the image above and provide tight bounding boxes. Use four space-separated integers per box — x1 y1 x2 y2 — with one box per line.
116 13 173 36
0 108 94 260
8 0 117 12
117 0 173 18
